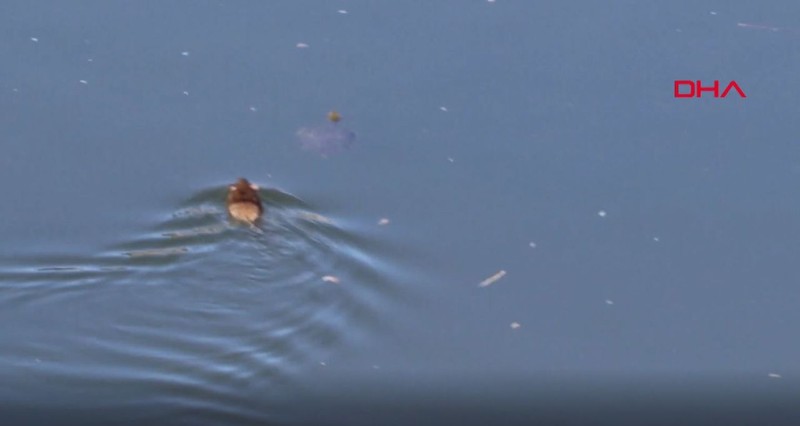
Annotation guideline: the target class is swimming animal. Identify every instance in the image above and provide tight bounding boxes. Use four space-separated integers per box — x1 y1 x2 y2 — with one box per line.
226 178 263 222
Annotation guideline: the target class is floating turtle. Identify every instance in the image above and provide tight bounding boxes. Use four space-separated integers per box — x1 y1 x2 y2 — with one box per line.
296 111 356 157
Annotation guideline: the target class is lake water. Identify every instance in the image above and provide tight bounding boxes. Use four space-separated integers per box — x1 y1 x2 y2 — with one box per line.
2 1 799 425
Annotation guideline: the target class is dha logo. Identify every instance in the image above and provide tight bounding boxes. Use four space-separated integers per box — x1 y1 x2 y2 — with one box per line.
674 80 746 98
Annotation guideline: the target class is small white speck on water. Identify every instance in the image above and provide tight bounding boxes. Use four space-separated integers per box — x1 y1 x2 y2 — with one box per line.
479 270 506 287
30 37 39 42
12 88 19 92
605 299 614 305
597 210 607 218
510 322 521 329
322 275 340 284
378 218 390 226
296 42 309 48
439 106 448 112
488 0 496 3
709 11 717 15
372 365 380 370
87 58 93 62
320 361 327 366
653 237 660 242
249 106 257 112
182 91 189 96
447 157 455 163
337 9 348 14
529 242 536 248
768 373 781 379
79 80 88 85
181 51 190 56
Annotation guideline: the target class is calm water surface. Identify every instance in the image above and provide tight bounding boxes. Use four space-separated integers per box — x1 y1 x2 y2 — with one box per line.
1 1 800 424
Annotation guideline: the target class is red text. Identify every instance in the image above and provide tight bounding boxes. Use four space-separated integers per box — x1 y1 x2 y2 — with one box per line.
674 80 747 98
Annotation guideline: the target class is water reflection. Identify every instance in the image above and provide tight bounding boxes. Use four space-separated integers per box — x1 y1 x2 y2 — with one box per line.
296 111 357 157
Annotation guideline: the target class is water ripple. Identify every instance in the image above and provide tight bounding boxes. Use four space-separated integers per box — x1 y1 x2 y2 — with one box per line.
0 183 406 422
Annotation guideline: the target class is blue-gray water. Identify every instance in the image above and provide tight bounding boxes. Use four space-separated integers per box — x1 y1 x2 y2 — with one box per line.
1 1 799 424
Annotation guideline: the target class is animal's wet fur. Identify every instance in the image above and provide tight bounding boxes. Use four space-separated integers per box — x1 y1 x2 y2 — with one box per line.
226 178 263 222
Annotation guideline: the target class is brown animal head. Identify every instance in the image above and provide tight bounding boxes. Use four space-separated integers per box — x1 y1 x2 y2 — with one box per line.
226 178 263 221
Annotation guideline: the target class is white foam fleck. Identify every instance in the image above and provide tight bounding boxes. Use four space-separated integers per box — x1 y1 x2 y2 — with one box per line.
296 42 309 48
479 270 506 287
322 275 340 284
79 80 88 85
597 210 607 218
30 37 39 42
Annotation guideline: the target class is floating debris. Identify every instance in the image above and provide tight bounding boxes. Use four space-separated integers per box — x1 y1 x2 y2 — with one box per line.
181 51 190 56
79 80 88 85
296 42 310 48
529 242 536 248
479 269 506 287
768 373 782 379
737 22 782 32
182 91 189 96
597 210 607 218
337 9 348 14
510 322 521 329
439 106 448 112
322 275 340 284
296 110 356 157
30 37 39 42
605 299 614 305
378 218 390 226
249 106 257 112
447 157 455 163
653 237 660 242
